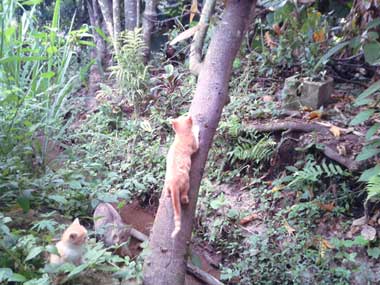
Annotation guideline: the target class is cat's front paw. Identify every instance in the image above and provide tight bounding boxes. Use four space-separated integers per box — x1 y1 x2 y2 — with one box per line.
192 125 200 149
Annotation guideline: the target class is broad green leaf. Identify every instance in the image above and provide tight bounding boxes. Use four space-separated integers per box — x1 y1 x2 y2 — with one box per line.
190 253 202 268
367 247 380 259
25 246 44 261
356 146 380 161
48 194 67 204
17 196 30 212
78 40 96 47
9 273 27 282
21 0 43 5
0 268 13 282
355 80 380 103
313 41 349 72
68 180 82 189
359 165 380 182
368 18 380 30
41 71 55 79
67 263 88 278
350 109 375 125
364 42 380 65
366 123 380 141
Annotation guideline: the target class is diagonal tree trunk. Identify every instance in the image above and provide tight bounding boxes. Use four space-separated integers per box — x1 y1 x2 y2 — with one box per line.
142 1 256 284
125 0 137 30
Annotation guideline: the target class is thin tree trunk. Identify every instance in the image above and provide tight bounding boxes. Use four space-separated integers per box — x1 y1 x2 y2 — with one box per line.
142 0 157 61
189 0 216 75
97 0 116 53
86 0 105 110
125 0 137 30
113 0 122 39
142 1 256 284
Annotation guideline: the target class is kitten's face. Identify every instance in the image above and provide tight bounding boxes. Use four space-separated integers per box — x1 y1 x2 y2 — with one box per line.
109 226 130 245
63 218 88 246
172 116 193 134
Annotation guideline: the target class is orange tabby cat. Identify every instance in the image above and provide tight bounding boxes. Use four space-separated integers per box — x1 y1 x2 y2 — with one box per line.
164 115 200 238
49 218 87 265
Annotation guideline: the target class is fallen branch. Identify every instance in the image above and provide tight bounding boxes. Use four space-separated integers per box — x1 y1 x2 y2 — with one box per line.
130 228 223 285
245 120 366 172
322 145 363 172
245 120 329 134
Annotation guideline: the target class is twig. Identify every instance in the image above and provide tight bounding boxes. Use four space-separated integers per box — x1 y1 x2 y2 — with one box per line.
130 227 223 285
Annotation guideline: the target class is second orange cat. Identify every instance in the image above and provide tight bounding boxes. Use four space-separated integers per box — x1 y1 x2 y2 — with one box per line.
164 115 200 238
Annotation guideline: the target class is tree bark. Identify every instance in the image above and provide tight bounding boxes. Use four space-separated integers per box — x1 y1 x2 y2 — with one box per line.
97 0 114 41
142 0 158 61
125 0 137 30
142 1 256 284
113 0 122 39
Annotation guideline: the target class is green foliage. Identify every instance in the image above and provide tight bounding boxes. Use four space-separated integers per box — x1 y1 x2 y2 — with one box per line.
350 80 380 203
286 157 347 188
227 135 276 165
0 211 142 284
260 2 332 77
101 28 149 114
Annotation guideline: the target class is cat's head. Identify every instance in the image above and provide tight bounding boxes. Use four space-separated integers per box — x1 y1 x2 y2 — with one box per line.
62 218 88 246
171 115 193 134
106 225 130 246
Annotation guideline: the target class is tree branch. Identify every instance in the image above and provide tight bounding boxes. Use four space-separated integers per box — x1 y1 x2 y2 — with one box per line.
142 1 256 284
189 0 217 75
245 120 366 172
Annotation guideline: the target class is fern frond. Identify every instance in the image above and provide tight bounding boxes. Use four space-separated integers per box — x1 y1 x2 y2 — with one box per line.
366 174 380 202
228 135 276 165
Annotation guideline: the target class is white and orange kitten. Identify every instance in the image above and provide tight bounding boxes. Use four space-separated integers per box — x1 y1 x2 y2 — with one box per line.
164 115 200 238
49 218 87 265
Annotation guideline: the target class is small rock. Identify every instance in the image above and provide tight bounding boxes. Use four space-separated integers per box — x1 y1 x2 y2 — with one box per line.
262 95 273 102
352 216 367 227
361 225 377 241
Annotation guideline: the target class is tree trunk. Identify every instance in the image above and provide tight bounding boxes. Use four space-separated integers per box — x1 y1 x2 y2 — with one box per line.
142 0 157 61
113 0 122 39
97 0 115 47
142 1 256 284
125 0 137 30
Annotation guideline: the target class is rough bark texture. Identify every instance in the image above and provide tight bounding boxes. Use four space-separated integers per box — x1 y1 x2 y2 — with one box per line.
113 0 122 39
98 0 114 40
125 0 137 30
142 0 157 61
142 1 256 284
189 0 216 75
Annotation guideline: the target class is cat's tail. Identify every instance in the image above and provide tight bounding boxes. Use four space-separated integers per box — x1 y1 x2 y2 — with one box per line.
170 186 181 238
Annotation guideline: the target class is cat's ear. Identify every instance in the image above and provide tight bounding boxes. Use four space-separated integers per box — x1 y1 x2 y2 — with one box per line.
73 218 80 225
69 232 78 241
171 119 179 131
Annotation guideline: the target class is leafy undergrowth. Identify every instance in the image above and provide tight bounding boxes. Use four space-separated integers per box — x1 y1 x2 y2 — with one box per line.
2 1 380 284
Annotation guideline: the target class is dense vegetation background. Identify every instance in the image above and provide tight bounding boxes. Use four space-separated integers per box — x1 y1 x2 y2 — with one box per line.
0 0 380 284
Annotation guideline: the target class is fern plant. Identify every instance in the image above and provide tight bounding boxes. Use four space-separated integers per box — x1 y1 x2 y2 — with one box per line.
228 136 276 165
366 173 380 202
287 157 347 188
104 28 149 114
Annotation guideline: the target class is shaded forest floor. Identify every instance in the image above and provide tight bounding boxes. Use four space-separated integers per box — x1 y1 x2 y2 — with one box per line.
2 60 380 284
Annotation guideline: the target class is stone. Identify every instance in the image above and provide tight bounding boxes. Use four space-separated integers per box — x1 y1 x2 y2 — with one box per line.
282 75 333 110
